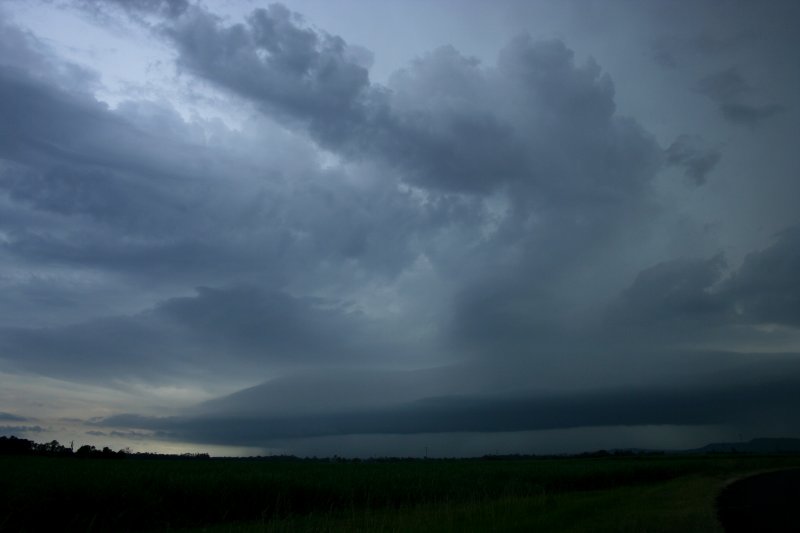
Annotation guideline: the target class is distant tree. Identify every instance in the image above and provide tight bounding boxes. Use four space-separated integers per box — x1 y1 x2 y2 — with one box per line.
76 444 96 458
35 440 72 457
0 435 35 455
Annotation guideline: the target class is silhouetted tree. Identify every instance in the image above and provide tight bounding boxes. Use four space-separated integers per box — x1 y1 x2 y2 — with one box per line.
34 439 72 457
0 435 35 455
75 444 96 458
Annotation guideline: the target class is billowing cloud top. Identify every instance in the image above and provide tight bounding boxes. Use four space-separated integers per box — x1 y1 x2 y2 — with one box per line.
0 0 798 455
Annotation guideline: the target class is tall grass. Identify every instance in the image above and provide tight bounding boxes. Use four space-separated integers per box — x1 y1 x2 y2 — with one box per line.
220 475 724 533
2 454 798 531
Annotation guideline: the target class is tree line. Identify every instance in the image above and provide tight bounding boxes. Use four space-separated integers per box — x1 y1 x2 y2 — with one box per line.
0 435 127 458
0 434 213 459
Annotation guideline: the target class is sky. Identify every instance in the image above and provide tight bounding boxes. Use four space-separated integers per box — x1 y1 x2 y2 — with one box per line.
0 0 799 457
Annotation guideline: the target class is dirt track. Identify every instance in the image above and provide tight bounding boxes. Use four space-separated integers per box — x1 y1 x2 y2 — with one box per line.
717 468 800 532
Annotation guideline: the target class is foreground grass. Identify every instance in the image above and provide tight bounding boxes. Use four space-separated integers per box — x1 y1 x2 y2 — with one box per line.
195 474 724 533
2 454 798 531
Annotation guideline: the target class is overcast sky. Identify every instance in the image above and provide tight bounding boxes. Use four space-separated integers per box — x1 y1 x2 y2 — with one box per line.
1 0 799 457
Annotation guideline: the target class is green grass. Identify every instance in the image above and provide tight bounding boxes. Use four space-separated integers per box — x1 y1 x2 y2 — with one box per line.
187 473 726 532
2 454 798 532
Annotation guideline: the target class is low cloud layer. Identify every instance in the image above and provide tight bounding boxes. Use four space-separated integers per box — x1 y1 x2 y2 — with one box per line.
96 358 800 446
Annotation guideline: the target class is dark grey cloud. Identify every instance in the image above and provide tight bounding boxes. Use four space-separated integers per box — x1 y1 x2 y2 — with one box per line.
609 225 800 333
0 13 478 387
723 227 800 326
649 24 757 69
0 15 98 92
382 35 663 354
84 346 800 448
0 74 222 237
450 249 736 358
0 3 667 384
697 67 785 127
697 67 750 103
2 1 799 455
447 276 563 357
686 31 754 56
0 286 378 382
0 425 44 435
646 1 798 69
79 0 189 18
167 7 660 199
192 367 481 419
86 429 152 440
620 254 727 321
168 6 507 193
95 366 800 446
665 135 721 185
607 254 730 343
167 4 373 148
156 286 373 363
0 314 175 381
0 412 28 422
0 14 451 305
718 102 785 129
649 38 677 69
195 348 779 423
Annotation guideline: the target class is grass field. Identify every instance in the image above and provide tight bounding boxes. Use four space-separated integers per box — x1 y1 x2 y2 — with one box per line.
217 475 724 533
2 454 798 532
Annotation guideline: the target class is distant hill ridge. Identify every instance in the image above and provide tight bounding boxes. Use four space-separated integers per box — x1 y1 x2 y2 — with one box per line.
688 438 800 454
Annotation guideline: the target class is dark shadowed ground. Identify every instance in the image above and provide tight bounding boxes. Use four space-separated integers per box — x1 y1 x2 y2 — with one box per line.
717 468 800 533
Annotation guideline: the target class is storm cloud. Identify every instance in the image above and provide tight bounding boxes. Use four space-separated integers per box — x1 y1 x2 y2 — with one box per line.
95 364 800 446
723 227 800 326
167 7 660 199
1 0 799 456
697 67 785 128
79 0 190 18
665 135 721 185
0 412 29 422
0 286 384 382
